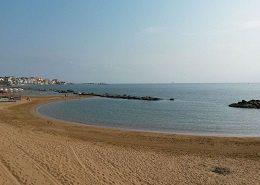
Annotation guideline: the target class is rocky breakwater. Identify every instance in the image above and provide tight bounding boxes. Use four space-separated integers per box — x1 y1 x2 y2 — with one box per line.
229 100 260 109
78 92 163 101
55 89 75 93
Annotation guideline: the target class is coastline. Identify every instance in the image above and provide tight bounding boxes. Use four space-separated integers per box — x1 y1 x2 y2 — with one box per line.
36 97 260 138
0 96 259 184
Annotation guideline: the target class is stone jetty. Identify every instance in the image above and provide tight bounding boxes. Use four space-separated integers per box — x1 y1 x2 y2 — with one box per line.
78 92 163 101
229 100 260 109
54 89 75 93
23 88 174 101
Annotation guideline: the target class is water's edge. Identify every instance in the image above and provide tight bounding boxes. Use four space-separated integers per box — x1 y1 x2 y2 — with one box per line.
36 97 259 137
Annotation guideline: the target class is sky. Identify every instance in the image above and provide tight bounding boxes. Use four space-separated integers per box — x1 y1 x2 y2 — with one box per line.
1 0 260 83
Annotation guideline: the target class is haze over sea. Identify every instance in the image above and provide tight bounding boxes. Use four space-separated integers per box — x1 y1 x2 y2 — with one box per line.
26 83 260 137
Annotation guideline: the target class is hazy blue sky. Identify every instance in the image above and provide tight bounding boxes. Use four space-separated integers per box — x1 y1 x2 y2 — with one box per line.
1 0 260 83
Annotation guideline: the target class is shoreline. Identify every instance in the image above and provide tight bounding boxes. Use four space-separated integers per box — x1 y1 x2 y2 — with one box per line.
0 96 259 184
36 96 260 138
32 97 260 158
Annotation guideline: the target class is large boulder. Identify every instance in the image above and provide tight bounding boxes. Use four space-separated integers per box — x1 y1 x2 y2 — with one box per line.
229 100 260 109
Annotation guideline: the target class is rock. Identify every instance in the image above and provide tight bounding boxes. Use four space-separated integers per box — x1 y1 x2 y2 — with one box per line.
212 166 232 176
74 92 162 101
57 90 68 93
229 99 260 109
67 89 75 93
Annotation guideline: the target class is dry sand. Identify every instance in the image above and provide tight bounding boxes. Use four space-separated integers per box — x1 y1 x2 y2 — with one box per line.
0 96 259 185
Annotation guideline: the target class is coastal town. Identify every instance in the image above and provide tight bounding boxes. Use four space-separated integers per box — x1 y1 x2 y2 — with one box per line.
0 76 109 86
0 76 65 102
0 76 65 86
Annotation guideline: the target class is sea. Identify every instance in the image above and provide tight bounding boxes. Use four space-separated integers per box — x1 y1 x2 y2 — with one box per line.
20 83 260 137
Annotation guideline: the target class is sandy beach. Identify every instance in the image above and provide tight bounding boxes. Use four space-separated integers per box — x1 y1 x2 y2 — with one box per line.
0 96 259 185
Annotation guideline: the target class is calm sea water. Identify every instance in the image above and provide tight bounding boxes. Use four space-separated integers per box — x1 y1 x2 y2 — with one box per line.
27 83 260 136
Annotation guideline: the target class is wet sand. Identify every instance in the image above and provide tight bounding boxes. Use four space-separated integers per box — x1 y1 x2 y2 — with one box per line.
0 96 259 185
